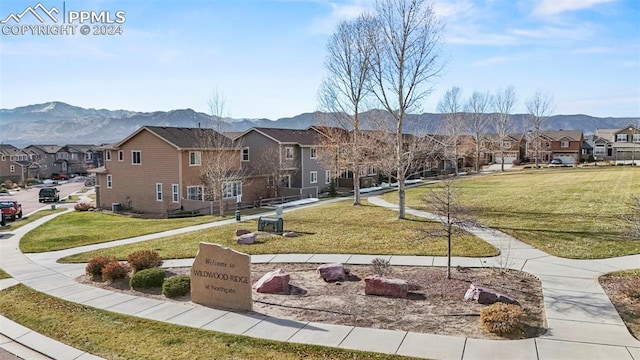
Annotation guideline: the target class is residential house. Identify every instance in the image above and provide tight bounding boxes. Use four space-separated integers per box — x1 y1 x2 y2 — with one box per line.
595 125 640 164
92 126 257 215
0 144 21 184
23 145 62 178
527 130 584 165
235 127 331 198
63 144 100 175
481 133 527 165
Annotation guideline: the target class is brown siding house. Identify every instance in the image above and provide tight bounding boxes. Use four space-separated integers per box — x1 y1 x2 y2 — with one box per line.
93 126 255 215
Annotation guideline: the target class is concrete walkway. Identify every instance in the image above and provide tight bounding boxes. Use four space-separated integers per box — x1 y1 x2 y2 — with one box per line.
0 196 639 359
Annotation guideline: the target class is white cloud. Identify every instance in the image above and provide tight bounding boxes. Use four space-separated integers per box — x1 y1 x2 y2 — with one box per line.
432 0 475 19
307 0 370 35
532 0 616 16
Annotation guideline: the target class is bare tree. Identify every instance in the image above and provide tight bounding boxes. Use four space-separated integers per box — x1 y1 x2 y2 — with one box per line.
422 178 479 279
437 86 465 175
369 0 445 219
492 86 517 171
464 91 491 173
525 90 555 168
198 90 248 216
318 14 376 205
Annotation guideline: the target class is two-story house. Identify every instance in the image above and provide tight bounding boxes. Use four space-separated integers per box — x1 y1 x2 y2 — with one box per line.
0 144 21 184
527 130 584 165
93 126 256 215
481 133 527 165
595 125 640 165
23 145 62 178
236 127 331 198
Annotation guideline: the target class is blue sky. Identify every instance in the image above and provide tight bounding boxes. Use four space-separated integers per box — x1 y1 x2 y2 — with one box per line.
1 0 638 119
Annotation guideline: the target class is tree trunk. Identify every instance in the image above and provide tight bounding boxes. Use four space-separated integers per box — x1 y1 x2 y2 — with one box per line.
354 173 361 205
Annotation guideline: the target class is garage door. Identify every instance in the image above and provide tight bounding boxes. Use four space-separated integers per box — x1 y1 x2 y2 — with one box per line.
554 155 575 164
496 155 516 164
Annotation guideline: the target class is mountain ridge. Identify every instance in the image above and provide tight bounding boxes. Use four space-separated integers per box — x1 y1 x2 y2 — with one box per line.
1 101 638 147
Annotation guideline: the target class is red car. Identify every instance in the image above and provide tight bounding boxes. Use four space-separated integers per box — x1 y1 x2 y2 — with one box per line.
0 200 22 220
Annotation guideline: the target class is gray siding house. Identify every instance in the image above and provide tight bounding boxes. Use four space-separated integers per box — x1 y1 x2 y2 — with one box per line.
236 127 331 198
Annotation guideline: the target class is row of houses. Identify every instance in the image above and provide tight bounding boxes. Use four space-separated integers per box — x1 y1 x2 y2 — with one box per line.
0 144 103 184
90 124 640 216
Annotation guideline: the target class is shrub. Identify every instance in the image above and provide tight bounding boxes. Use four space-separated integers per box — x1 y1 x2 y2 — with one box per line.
130 267 166 289
86 255 117 278
101 261 129 282
162 275 191 298
127 250 163 272
480 303 523 336
371 257 392 276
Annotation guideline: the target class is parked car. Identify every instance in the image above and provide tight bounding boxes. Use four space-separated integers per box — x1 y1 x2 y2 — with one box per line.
39 187 60 203
0 200 22 220
51 173 69 181
550 159 563 165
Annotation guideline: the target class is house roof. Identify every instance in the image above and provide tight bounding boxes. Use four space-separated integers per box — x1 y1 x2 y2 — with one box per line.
542 130 583 141
27 145 63 154
245 128 322 146
65 144 96 153
594 129 617 142
0 144 19 155
116 126 233 149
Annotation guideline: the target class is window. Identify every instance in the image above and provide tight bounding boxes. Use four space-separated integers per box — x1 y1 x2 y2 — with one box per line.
634 134 640 143
9 165 15 172
285 147 294 160
310 147 317 159
189 151 201 166
368 165 376 175
242 148 249 162
156 183 163 201
310 171 318 184
172 184 179 203
118 150 124 161
187 186 203 201
132 151 141 165
0 155 4 161
85 152 92 161
561 141 569 148
594 146 606 155
106 174 113 188
105 150 112 161
222 181 242 199
281 175 291 188
617 134 628 142
502 141 511 149
325 170 331 184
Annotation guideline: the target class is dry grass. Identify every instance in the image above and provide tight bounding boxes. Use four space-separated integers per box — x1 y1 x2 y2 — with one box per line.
0 285 415 360
599 269 640 340
61 200 497 263
389 167 640 259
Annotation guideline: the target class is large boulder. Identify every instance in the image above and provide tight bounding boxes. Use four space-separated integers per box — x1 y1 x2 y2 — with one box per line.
237 233 257 244
317 263 346 282
364 275 408 298
253 268 290 294
464 284 519 305
235 229 251 236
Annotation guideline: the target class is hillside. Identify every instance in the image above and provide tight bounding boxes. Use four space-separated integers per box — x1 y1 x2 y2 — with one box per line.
1 102 638 147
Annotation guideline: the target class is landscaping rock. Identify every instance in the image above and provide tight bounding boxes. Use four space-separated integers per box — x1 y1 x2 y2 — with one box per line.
282 231 299 237
317 263 346 282
364 275 408 298
253 268 290 294
464 284 519 305
237 233 257 244
235 229 251 236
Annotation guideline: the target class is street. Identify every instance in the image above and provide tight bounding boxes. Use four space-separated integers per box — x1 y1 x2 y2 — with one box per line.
2 181 85 217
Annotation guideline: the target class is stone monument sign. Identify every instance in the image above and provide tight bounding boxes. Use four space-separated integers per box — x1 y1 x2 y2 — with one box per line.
191 242 252 311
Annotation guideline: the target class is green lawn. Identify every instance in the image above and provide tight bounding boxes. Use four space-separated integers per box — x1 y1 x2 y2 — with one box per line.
385 167 640 259
20 211 238 253
0 285 413 360
61 200 497 263
0 208 65 233
0 268 9 279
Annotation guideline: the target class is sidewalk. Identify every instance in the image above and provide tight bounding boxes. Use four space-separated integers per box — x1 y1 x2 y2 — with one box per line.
0 196 639 359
